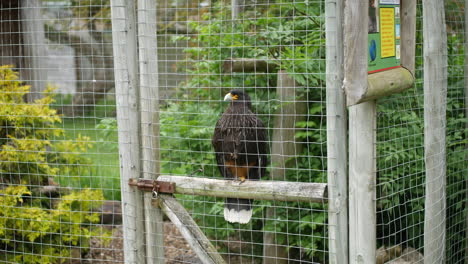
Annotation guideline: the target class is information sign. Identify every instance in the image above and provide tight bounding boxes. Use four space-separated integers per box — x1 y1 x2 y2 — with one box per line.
368 0 401 73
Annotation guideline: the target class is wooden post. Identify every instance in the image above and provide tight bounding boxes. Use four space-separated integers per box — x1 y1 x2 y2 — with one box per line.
400 0 417 74
231 0 240 20
156 195 226 264
111 1 146 263
263 71 307 264
344 1 377 263
223 58 277 73
137 0 164 263
465 1 468 260
21 0 47 102
423 0 447 263
348 101 376 264
325 0 348 263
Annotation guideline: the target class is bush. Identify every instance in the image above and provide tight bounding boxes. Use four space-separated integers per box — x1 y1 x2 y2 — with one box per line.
0 65 108 263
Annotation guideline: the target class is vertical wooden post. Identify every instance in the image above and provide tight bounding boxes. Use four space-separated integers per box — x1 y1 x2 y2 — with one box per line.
423 0 447 263
344 1 377 263
348 101 376 264
111 1 146 263
231 0 240 20
400 0 417 74
21 0 47 102
137 0 164 263
465 1 468 260
325 0 348 263
263 71 307 264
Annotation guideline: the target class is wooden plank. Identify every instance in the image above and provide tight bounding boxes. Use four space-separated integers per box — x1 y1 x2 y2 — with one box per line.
400 0 417 74
344 1 377 262
325 0 348 262
423 0 447 263
110 1 146 263
156 195 226 264
348 101 376 264
137 0 164 263
156 175 327 203
223 58 277 73
263 70 307 264
21 0 47 102
343 0 368 106
465 1 468 260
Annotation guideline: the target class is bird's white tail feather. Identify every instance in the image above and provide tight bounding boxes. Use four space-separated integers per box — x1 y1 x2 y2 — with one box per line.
224 207 252 224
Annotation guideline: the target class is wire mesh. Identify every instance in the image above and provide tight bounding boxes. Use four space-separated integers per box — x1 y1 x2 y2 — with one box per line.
0 0 466 264
444 1 467 263
153 1 329 263
0 0 122 263
375 1 467 263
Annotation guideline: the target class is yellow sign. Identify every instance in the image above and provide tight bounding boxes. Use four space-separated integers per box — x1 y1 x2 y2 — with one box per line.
380 8 395 58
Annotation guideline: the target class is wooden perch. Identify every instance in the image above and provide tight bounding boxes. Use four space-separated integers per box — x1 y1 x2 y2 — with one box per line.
156 175 327 203
223 58 277 73
156 194 226 264
346 67 414 106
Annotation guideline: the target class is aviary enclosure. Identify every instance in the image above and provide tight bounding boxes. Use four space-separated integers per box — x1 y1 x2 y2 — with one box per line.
0 0 466 263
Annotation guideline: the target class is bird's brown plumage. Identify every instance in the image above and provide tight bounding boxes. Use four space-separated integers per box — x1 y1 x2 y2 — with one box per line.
212 90 267 223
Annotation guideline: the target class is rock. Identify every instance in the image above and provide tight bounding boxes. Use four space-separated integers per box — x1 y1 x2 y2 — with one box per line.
98 200 122 225
35 185 72 198
376 245 402 264
401 247 424 263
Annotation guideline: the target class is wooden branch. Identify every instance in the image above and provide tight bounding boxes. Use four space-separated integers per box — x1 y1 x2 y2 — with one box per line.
156 175 327 203
223 58 277 73
156 194 226 264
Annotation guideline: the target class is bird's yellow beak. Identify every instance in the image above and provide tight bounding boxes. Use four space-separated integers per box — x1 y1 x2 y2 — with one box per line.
224 93 238 101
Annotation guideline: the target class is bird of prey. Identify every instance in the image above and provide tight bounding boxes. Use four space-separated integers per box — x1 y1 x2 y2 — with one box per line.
212 90 268 224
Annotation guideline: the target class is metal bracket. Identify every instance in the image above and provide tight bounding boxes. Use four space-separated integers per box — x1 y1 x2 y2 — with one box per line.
128 178 175 194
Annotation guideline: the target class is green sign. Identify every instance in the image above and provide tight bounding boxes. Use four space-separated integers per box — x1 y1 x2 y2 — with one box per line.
368 0 401 73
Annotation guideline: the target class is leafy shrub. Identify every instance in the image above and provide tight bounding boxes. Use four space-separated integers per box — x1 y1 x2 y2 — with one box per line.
0 65 108 263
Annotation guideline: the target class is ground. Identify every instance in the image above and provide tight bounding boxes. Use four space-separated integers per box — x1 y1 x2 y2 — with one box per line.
83 222 201 264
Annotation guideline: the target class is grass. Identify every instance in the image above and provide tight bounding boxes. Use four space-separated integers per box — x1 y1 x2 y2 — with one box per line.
57 117 121 200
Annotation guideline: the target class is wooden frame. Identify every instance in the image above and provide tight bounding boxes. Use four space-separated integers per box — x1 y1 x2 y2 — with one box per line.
344 1 416 262
110 0 146 263
423 1 447 263
137 0 165 262
325 0 348 263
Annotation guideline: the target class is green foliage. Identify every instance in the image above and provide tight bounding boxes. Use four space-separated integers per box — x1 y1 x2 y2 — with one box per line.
161 2 466 262
375 23 466 261
161 1 328 262
0 65 109 263
0 186 107 264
